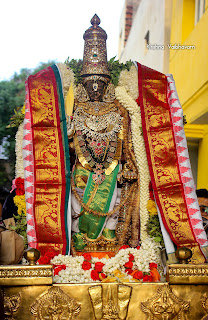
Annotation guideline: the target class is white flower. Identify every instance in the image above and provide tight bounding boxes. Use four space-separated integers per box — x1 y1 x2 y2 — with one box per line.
15 123 24 178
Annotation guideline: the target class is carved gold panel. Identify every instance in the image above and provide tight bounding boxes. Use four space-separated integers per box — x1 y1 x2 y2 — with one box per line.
31 286 81 319
4 292 21 320
201 293 208 320
1 283 208 319
167 264 208 284
0 265 53 286
88 284 132 319
141 284 189 319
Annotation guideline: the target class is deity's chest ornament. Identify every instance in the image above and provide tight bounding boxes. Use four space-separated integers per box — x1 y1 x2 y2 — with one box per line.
73 101 123 184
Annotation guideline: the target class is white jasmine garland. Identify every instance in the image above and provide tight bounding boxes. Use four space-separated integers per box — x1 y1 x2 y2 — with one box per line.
56 63 75 100
15 123 24 178
51 239 160 284
115 85 150 240
118 65 139 100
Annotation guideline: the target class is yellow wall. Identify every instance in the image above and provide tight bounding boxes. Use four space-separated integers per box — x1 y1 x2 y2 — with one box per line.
182 0 195 43
170 0 208 189
170 6 208 115
198 127 208 188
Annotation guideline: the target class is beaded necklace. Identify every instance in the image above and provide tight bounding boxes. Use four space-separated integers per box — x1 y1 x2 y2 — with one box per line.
73 101 123 184
74 107 122 142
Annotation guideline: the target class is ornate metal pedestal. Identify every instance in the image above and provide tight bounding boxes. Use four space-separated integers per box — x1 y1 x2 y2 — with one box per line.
1 264 208 319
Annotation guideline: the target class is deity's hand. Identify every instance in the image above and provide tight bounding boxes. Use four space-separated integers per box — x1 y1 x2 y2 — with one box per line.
117 164 138 184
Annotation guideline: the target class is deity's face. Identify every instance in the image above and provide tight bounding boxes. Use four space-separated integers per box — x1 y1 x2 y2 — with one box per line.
198 197 208 219
84 80 106 102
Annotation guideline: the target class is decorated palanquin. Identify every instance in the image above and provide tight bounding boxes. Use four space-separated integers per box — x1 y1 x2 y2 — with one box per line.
20 14 208 263
2 13 208 320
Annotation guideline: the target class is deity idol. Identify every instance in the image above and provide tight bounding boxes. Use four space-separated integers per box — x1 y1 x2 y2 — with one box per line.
23 15 208 263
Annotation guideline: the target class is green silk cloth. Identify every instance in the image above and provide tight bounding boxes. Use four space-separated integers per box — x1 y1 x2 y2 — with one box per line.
73 164 119 249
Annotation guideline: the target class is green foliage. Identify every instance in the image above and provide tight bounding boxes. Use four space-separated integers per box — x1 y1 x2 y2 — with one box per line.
10 214 27 248
65 57 133 86
107 57 133 86
7 106 25 128
147 215 164 247
65 58 83 85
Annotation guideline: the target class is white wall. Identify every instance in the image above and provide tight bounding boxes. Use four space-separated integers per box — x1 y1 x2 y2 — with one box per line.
119 0 165 73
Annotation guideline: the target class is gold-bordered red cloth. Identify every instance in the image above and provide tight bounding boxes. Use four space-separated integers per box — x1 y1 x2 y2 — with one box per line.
25 65 70 256
137 63 205 263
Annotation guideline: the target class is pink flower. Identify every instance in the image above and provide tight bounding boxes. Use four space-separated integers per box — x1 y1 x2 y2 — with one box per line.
124 261 133 269
119 245 130 250
91 270 100 281
128 254 134 261
82 253 92 261
15 177 25 195
143 274 153 282
82 260 91 270
133 271 143 280
94 262 105 272
53 265 66 276
149 263 157 270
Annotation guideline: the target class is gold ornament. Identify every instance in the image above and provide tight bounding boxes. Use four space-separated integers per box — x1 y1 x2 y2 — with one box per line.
30 286 81 320
141 284 190 319
81 14 110 81
202 293 208 320
88 284 132 320
75 84 90 102
175 247 192 264
103 83 116 103
4 292 21 320
24 248 40 265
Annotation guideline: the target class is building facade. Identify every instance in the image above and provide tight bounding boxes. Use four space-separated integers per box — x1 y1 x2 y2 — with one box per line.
119 0 208 189
169 0 208 189
118 0 172 73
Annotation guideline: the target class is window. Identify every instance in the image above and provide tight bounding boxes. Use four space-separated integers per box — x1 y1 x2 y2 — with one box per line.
144 30 150 45
195 0 205 24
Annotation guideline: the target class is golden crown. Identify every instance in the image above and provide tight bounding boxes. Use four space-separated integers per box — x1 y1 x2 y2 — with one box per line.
81 14 110 82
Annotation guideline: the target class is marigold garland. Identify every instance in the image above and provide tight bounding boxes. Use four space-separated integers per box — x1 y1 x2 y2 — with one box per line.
13 194 26 216
147 199 158 216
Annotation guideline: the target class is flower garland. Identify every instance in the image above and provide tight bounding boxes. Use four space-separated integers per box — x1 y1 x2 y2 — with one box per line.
115 82 150 241
117 65 139 100
13 177 26 215
57 63 75 100
38 239 161 284
12 115 27 247
11 177 27 247
15 122 24 178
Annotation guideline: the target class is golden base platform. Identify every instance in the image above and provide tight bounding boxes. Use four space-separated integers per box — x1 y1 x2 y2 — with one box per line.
1 264 208 319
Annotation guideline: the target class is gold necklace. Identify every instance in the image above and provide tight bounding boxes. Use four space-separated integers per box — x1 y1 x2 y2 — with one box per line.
75 101 118 116
71 174 137 217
